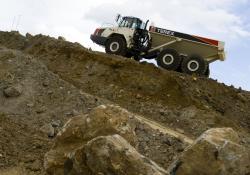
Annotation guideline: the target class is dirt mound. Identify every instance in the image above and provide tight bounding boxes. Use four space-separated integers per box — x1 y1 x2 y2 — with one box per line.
1 31 250 138
0 47 186 174
0 48 108 174
0 113 49 173
0 31 250 174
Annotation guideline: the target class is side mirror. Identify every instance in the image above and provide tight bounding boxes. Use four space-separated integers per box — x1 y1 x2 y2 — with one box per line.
145 20 149 30
116 14 121 23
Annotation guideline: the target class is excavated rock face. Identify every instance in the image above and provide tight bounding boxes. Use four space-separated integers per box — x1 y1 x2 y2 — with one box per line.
168 128 250 175
1 31 250 141
44 105 138 174
46 134 168 175
84 135 168 175
1 32 250 174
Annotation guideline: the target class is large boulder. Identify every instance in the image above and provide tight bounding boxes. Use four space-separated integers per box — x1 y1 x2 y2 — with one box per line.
44 105 138 175
84 135 168 175
168 128 250 175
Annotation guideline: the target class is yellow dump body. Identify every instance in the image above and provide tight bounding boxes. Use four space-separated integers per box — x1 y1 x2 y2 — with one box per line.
149 26 225 62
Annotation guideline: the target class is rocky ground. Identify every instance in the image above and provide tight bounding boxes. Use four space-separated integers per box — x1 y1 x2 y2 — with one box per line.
0 31 249 175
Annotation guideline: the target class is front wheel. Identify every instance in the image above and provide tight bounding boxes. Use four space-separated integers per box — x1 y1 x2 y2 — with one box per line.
181 55 208 76
105 37 127 56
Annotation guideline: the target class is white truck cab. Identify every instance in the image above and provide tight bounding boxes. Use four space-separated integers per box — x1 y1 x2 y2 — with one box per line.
91 15 151 58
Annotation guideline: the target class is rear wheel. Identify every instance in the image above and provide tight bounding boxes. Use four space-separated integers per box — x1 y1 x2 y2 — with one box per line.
157 49 182 71
105 36 127 56
181 55 208 76
205 66 210 78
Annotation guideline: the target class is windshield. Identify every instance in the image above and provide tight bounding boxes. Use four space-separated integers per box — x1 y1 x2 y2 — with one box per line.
118 17 145 29
119 17 134 28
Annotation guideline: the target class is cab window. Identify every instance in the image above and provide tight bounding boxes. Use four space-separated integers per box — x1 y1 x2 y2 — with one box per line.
118 17 145 30
119 17 133 28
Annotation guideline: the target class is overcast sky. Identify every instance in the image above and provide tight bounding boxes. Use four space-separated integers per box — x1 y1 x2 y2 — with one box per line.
1 0 250 90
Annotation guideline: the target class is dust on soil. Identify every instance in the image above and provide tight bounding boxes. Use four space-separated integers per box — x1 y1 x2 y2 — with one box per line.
0 31 250 174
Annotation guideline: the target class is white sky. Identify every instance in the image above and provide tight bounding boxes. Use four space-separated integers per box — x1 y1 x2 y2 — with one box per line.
1 0 250 90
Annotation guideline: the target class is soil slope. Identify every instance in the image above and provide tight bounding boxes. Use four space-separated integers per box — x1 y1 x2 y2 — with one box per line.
0 31 250 174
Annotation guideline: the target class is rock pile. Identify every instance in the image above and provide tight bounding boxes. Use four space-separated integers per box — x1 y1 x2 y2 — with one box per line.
44 105 139 174
45 105 250 175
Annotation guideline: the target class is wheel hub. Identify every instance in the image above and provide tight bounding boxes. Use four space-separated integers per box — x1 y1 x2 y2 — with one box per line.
110 42 120 52
162 54 174 65
187 60 199 71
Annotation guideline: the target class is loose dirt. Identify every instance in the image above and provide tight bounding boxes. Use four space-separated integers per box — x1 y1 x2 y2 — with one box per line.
0 31 249 174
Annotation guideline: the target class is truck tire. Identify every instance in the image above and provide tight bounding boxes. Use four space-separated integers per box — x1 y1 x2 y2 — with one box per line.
157 49 182 71
205 66 210 78
181 55 208 76
105 36 127 56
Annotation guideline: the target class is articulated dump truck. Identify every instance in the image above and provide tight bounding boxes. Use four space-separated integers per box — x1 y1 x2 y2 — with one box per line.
91 15 226 77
